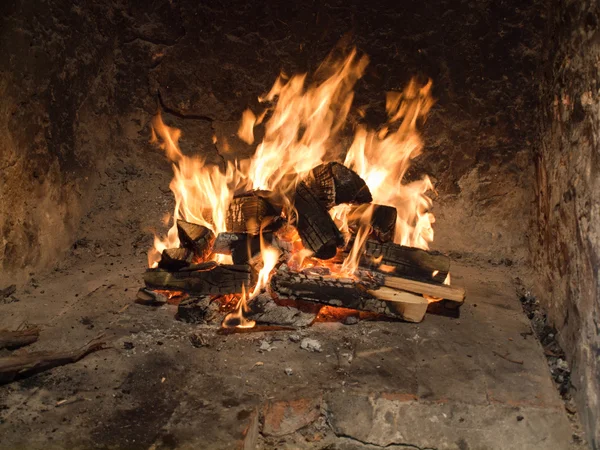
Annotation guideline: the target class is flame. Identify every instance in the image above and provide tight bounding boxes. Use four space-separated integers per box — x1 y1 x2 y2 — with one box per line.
149 47 436 286
222 285 255 328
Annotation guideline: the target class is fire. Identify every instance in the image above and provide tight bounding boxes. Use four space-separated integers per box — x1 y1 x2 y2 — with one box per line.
149 47 438 324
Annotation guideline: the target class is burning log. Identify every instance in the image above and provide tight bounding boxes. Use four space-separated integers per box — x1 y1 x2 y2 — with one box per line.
361 240 450 282
0 336 108 384
177 220 214 259
212 232 292 264
158 248 194 271
226 191 282 234
144 263 252 295
0 326 40 350
293 181 344 259
306 162 372 209
349 204 397 243
270 266 427 322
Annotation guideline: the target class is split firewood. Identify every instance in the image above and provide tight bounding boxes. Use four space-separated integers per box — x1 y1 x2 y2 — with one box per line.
144 264 252 295
0 336 108 384
270 266 426 322
226 191 282 234
348 204 397 243
306 162 372 209
158 248 194 271
177 220 214 259
0 326 40 350
293 180 344 259
361 240 450 282
382 274 465 303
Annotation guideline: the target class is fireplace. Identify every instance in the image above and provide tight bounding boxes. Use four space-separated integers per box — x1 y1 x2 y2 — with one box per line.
0 0 597 448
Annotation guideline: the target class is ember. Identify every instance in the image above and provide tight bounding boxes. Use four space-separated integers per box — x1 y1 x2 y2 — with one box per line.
142 47 465 329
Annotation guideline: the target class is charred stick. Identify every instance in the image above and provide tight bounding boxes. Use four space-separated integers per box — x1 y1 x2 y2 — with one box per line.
0 327 40 350
226 191 282 234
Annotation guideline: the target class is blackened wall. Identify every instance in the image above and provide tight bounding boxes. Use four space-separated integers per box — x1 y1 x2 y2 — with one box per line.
534 0 600 445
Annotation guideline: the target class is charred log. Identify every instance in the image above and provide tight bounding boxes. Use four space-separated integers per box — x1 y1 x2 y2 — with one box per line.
212 232 292 264
293 180 344 259
158 248 194 271
177 220 215 259
176 295 221 324
226 191 282 234
270 266 427 322
144 264 252 295
307 162 372 209
348 204 397 243
361 240 450 282
382 274 465 303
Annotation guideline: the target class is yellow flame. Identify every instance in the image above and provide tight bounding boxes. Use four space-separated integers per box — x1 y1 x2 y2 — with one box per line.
149 48 436 282
222 285 255 329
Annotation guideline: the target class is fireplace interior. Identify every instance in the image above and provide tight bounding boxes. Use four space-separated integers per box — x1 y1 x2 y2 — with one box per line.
1 0 599 448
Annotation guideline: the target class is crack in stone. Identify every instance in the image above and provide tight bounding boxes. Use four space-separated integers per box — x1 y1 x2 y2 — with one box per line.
334 434 438 450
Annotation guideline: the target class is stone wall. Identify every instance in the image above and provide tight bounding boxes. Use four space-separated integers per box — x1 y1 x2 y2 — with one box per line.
534 0 600 446
0 0 120 285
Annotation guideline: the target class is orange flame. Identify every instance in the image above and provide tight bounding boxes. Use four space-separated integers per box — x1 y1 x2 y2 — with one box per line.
149 47 436 284
222 285 255 328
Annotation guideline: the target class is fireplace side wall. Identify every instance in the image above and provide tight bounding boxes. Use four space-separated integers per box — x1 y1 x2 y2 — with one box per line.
0 1 120 285
534 0 600 445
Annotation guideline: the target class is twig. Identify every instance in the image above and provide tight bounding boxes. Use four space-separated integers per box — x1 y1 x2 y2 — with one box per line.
493 350 524 365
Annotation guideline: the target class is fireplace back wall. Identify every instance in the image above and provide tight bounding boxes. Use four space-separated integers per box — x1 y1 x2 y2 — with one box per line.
0 0 542 286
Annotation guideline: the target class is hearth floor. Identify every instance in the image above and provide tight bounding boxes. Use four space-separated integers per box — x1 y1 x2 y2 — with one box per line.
0 254 580 449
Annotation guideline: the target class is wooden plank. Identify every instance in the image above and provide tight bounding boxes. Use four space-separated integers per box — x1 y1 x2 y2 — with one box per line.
144 264 252 295
366 287 427 323
382 275 465 302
